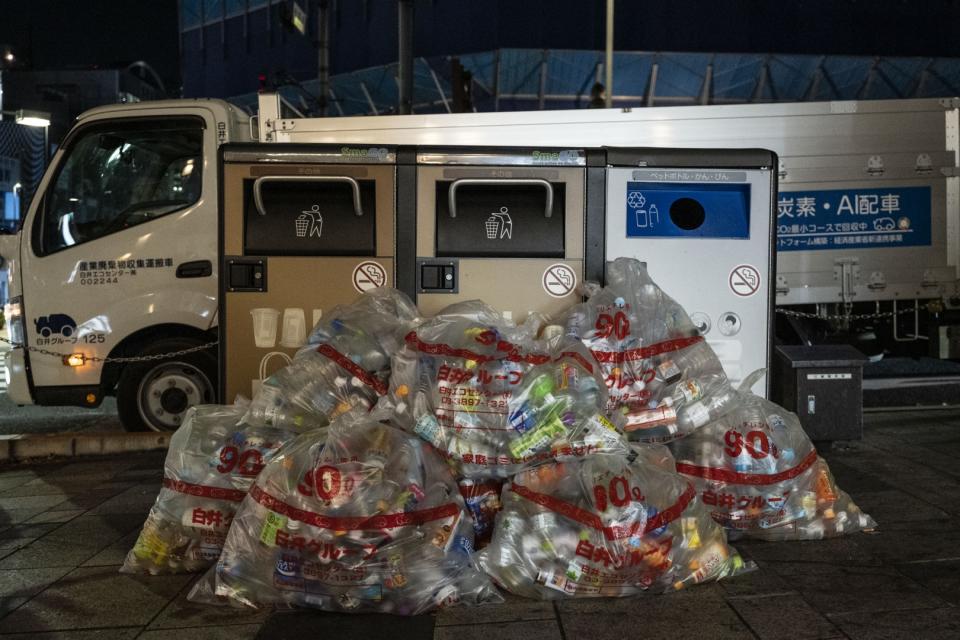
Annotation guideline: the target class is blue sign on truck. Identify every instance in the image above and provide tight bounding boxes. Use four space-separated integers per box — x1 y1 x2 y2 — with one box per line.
776 186 931 252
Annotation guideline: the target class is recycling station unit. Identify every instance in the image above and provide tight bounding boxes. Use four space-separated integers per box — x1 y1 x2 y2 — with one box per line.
601 148 778 393
410 147 604 320
219 144 401 402
217 144 779 402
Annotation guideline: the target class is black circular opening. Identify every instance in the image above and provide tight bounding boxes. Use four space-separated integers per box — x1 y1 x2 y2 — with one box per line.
669 197 706 230
161 388 189 414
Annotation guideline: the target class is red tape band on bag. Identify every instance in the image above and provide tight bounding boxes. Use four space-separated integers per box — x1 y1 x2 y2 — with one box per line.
250 484 460 530
163 477 247 503
675 449 819 486
590 336 704 364
511 482 695 540
405 331 550 365
557 350 595 373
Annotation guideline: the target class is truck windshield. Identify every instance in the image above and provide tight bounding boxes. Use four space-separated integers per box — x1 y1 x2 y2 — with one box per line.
37 120 203 255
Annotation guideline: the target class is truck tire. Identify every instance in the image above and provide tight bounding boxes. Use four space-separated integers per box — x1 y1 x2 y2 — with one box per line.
116 336 217 432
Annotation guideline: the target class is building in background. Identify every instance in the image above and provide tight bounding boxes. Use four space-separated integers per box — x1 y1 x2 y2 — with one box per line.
0 120 44 305
0 65 171 145
179 0 960 116
0 0 180 143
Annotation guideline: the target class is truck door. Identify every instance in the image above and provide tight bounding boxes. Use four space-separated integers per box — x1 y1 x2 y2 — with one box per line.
18 114 219 429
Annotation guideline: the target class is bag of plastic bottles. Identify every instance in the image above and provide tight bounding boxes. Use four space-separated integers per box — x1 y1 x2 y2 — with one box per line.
305 287 420 349
478 445 749 598
121 405 297 575
193 410 500 614
564 258 737 443
670 371 876 540
386 302 629 478
243 289 420 431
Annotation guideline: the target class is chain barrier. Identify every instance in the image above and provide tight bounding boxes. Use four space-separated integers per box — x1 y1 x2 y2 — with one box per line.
776 306 921 322
0 308 923 360
0 336 218 364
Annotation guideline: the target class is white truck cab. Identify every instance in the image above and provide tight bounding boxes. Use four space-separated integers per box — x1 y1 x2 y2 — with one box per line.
3 99 251 431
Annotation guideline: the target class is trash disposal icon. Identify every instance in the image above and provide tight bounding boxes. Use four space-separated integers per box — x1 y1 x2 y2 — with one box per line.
296 205 323 238
485 207 513 240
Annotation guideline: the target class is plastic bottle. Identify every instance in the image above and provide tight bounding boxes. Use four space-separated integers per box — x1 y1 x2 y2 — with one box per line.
508 372 558 434
675 387 738 431
564 308 588 340
509 412 568 459
659 379 704 411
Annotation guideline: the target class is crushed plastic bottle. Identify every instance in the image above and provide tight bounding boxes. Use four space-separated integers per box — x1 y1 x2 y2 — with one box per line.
121 405 297 575
563 258 736 443
670 370 877 540
458 479 503 547
478 445 751 598
384 302 629 478
188 408 501 614
244 289 420 431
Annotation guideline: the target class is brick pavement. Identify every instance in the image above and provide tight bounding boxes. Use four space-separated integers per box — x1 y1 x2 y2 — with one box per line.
1 411 959 639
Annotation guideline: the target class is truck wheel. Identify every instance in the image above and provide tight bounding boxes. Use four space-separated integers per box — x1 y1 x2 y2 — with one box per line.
116 337 217 432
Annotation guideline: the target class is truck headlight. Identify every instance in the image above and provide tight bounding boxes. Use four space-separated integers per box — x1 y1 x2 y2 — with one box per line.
4 296 23 346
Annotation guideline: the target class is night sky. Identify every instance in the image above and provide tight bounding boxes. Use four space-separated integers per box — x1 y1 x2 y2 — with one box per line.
0 0 180 88
1 0 959 98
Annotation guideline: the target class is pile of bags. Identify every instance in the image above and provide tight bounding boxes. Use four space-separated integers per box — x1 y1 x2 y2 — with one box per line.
121 405 296 575
243 288 419 430
125 259 875 615
478 445 746 598
386 301 628 478
198 410 498 613
670 371 875 540
565 259 736 443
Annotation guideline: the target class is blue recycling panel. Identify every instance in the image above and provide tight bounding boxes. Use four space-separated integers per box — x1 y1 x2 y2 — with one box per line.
625 182 751 239
776 186 931 252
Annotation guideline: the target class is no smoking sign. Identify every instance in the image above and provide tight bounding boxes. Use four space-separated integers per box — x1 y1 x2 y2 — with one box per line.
352 261 388 293
729 264 761 297
542 263 577 298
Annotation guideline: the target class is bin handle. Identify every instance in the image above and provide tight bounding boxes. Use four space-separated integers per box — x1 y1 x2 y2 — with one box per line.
253 175 363 217
448 178 554 218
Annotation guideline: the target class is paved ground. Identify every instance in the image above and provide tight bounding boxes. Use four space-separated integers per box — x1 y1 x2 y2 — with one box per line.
0 410 959 639
0 393 123 435
0 335 124 436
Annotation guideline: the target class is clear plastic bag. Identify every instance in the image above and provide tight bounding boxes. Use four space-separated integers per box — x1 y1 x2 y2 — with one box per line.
385 302 628 478
192 410 500 614
478 445 749 598
564 258 736 443
670 371 876 540
121 405 297 575
305 287 420 351
244 289 420 431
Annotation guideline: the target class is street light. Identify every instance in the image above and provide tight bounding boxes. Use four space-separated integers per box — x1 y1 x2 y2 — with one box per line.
1 109 50 163
14 109 50 128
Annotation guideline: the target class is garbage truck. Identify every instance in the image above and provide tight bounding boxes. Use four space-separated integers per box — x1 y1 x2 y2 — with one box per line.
2 94 957 431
